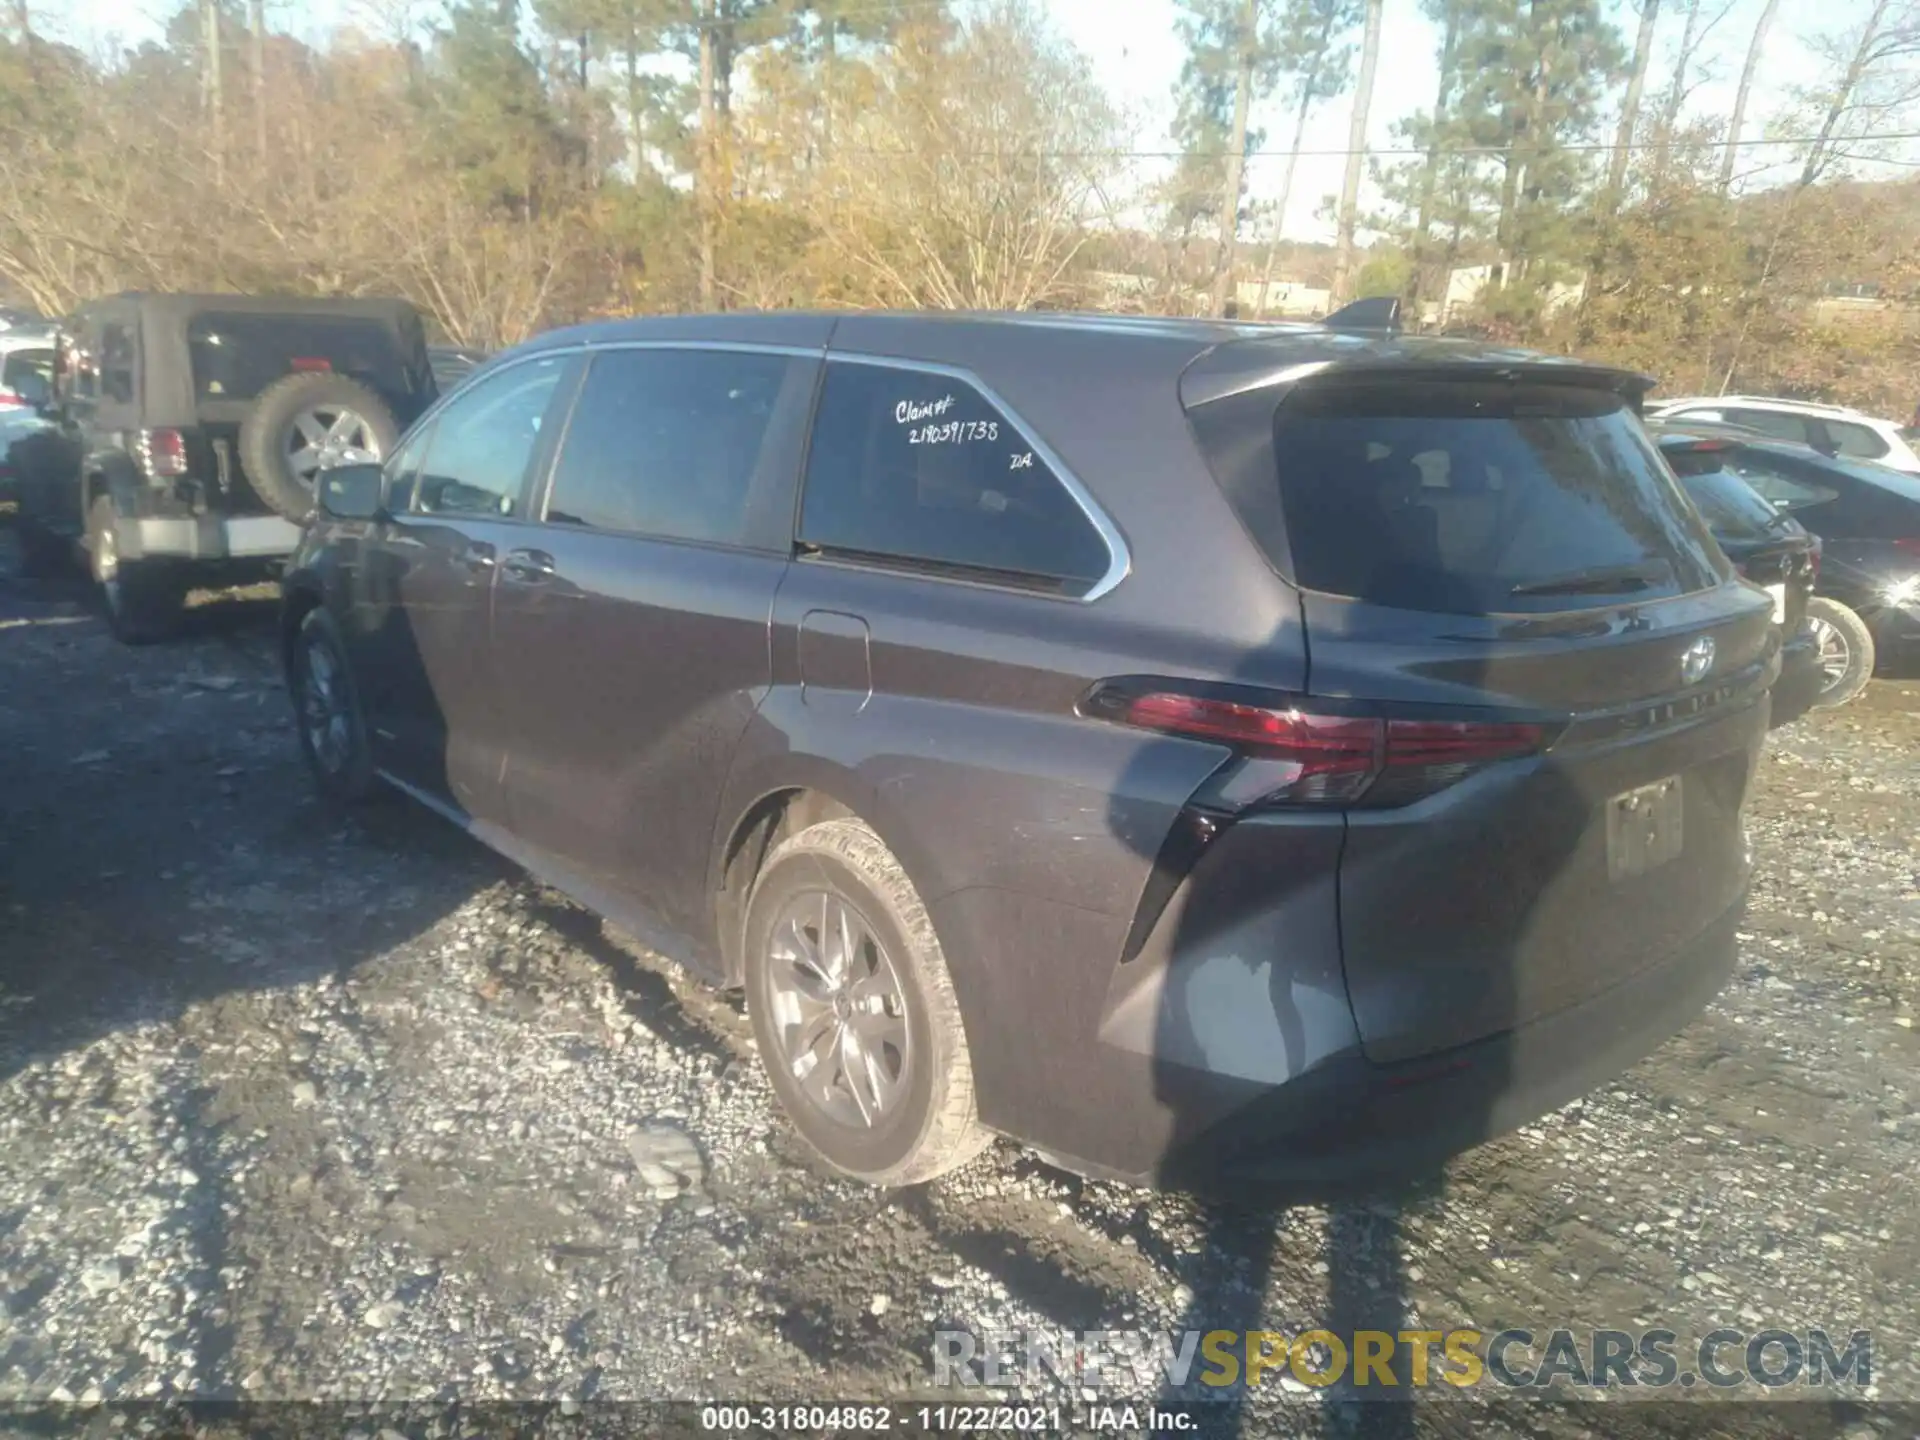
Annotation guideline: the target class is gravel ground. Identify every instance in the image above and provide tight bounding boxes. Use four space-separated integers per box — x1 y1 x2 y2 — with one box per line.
0 536 1915 1438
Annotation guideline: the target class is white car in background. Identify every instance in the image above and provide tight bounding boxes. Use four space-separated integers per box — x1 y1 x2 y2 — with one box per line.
1646 395 1920 475
0 329 55 410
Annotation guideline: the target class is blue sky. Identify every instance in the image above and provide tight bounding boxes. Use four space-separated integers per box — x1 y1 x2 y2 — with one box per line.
55 0 1902 243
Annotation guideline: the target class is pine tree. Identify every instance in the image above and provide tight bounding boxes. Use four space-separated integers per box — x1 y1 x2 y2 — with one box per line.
531 0 682 183
1457 0 1624 312
1253 0 1359 314
431 0 582 215
1166 0 1279 269
1368 0 1497 314
1328 0 1381 306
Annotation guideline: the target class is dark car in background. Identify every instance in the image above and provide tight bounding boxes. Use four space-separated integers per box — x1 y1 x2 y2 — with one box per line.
0 405 56 523
1650 419 1920 707
1653 427 1823 725
282 310 1772 1192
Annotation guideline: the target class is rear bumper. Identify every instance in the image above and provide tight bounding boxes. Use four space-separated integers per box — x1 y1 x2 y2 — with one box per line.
1769 626 1822 728
115 512 301 563
1159 898 1742 1196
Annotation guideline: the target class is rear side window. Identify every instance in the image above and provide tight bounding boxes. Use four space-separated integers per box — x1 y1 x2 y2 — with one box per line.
1820 419 1889 461
1724 456 1839 515
1676 468 1784 541
1260 380 1720 615
1724 408 1813 444
188 313 413 403
799 361 1111 594
544 347 790 548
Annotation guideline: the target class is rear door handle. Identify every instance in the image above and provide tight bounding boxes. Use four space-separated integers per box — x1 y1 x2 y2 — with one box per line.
460 541 496 573
503 547 556 582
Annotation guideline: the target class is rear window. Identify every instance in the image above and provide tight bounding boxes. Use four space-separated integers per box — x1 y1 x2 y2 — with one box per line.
2 347 53 394
1724 408 1814 444
1823 419 1888 460
1675 467 1784 542
1261 380 1720 615
188 313 414 403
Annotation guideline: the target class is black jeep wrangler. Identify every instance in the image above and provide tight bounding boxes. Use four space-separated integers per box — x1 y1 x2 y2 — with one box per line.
12 293 438 642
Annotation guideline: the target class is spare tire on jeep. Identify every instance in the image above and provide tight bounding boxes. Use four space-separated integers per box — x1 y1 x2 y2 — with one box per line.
238 371 399 521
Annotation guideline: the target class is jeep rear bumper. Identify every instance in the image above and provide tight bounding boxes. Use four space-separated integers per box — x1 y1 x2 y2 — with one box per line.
113 513 301 563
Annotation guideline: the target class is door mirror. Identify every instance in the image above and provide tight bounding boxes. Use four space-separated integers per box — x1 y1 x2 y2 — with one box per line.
317 462 386 521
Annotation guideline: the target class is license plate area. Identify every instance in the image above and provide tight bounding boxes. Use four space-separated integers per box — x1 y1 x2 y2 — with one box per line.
1607 776 1684 881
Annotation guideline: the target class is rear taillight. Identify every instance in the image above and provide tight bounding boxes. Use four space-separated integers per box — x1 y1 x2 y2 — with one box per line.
1120 692 1380 801
136 428 188 479
1084 683 1549 808
1894 538 1920 559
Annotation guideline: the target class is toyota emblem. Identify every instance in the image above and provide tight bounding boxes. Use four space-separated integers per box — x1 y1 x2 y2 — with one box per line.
1681 635 1716 685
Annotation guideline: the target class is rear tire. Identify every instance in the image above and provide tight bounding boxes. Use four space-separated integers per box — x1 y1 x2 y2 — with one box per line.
288 607 377 803
743 818 989 1186
89 497 184 645
1806 597 1874 709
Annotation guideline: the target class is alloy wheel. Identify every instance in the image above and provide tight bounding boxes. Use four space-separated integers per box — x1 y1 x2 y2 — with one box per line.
299 635 352 775
286 406 382 492
1809 614 1852 692
764 890 911 1131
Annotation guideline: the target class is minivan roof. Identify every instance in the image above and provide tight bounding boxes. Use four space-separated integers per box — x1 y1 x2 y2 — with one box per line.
514 309 1654 407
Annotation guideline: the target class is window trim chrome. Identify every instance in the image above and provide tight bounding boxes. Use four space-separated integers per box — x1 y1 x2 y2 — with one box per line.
397 337 1132 602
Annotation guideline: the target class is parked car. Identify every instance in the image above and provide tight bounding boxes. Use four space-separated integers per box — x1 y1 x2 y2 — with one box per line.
1648 418 1920 706
1651 426 1823 725
282 310 1774 1192
1646 394 1920 475
428 344 489 391
11 293 439 641
0 330 55 411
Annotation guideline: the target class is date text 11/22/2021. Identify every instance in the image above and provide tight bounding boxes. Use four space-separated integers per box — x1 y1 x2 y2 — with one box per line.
697 1401 1198 1432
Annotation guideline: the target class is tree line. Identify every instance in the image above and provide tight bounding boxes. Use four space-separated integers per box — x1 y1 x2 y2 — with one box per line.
0 0 1914 411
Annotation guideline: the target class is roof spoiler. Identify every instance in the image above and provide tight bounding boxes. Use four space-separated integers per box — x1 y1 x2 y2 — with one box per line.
1322 296 1402 335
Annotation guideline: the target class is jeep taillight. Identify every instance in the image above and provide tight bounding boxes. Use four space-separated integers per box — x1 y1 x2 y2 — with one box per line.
137 428 188 479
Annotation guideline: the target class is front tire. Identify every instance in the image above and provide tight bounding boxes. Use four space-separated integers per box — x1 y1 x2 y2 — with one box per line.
289 607 377 803
743 818 989 1185
1806 596 1875 709
89 497 184 645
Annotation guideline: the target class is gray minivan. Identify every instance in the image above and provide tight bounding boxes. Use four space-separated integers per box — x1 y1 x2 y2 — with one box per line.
282 309 1774 1192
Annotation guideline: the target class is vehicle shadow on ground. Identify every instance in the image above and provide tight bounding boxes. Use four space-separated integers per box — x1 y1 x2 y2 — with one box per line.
0 554 502 1089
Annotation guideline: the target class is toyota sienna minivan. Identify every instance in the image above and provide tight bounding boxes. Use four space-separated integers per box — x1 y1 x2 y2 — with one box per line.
282 309 1775 1191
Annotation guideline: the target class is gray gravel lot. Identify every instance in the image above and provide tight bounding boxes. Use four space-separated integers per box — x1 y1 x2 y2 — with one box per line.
0 539 1915 1438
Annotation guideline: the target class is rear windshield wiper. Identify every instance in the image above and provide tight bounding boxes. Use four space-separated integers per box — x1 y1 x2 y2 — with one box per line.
1509 561 1672 597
